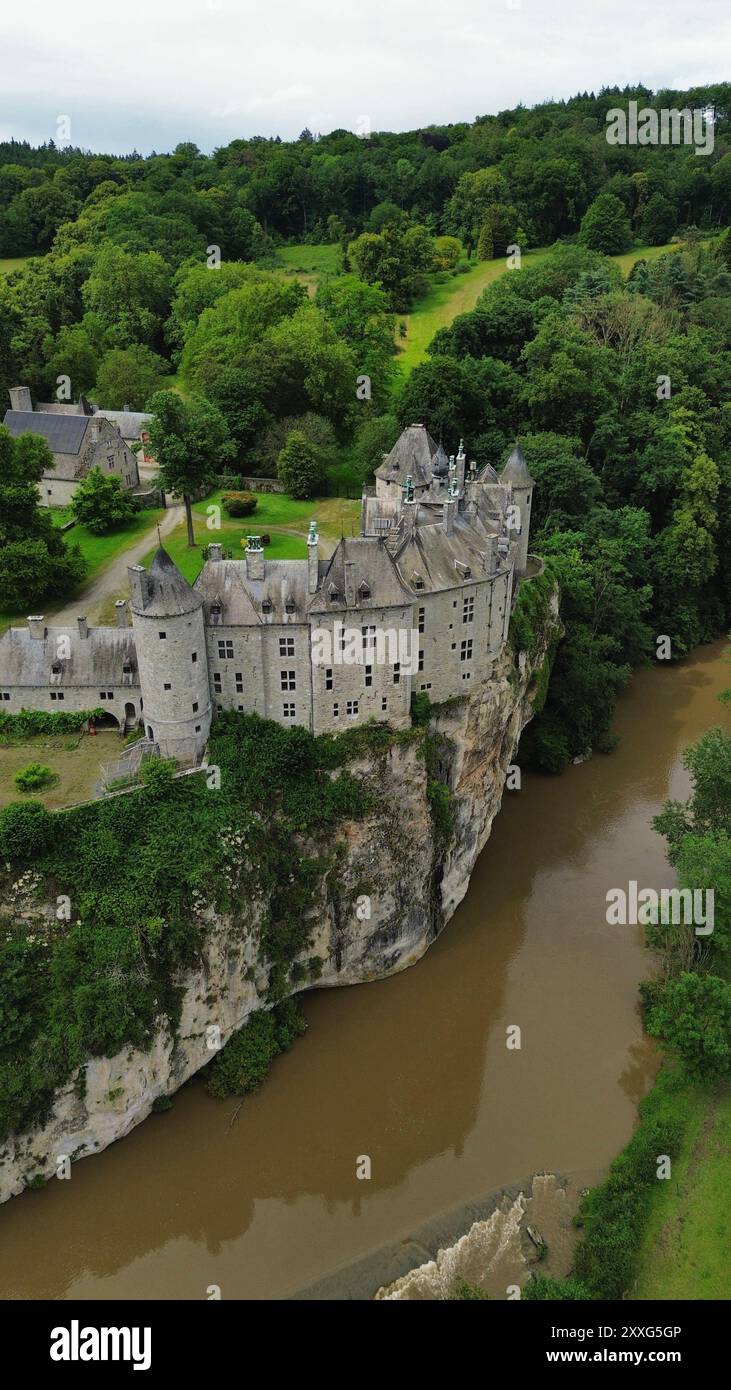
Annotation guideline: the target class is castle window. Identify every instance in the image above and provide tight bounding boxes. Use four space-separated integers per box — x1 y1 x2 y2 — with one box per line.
213 673 222 693
325 668 333 691
365 665 373 687
393 663 400 685
280 670 296 692
279 637 295 657
235 673 243 693
362 624 376 653
328 587 339 603
1 693 9 701
418 650 424 672
460 639 473 662
51 661 61 674
333 703 339 717
159 631 167 640
192 702 199 713
262 599 272 614
218 640 233 659
381 696 387 711
195 725 201 732
283 702 296 719
346 700 359 716
420 683 432 691
285 600 295 614
164 682 171 691
359 582 371 600
414 576 424 590
123 663 133 675
191 652 197 663
418 606 425 633
210 604 222 622
463 596 474 623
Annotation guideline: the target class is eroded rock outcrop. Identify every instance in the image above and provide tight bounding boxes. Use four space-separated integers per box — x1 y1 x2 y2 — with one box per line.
0 592 559 1203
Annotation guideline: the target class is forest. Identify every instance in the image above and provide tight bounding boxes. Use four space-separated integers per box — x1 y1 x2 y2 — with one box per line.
0 81 730 773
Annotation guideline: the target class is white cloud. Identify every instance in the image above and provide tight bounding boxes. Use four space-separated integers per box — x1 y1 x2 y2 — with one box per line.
0 0 727 153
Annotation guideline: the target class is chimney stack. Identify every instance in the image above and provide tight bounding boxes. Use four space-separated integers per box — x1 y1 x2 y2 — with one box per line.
127 563 150 609
27 615 46 639
442 491 456 536
307 520 319 594
9 386 32 413
208 542 222 563
344 558 356 607
77 616 88 639
115 600 127 629
244 535 265 581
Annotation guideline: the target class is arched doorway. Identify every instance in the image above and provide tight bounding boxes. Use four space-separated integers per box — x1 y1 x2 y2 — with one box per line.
124 701 138 733
91 711 120 731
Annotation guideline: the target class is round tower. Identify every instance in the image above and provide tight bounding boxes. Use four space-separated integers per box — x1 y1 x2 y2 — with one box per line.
500 443 535 575
128 548 211 765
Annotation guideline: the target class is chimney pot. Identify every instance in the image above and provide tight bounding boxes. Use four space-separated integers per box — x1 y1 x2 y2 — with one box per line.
27 615 46 639
208 542 222 563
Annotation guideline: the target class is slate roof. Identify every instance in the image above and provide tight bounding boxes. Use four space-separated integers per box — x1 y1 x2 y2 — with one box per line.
129 548 203 618
93 409 152 439
2 410 89 456
375 424 439 490
309 537 412 614
0 625 139 687
394 513 508 593
196 558 311 625
501 443 534 487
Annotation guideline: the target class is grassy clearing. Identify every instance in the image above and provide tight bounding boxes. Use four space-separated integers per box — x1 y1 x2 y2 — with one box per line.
612 240 678 277
267 243 341 295
0 257 31 275
56 509 167 572
631 1081 731 1300
141 489 360 582
0 730 121 810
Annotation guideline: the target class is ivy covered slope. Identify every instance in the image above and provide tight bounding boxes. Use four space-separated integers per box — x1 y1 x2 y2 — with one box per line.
0 596 557 1184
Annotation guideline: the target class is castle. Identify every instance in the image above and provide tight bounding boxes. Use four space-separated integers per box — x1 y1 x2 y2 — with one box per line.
0 426 536 767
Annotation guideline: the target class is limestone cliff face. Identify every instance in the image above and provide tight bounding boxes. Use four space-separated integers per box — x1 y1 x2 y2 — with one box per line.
0 592 559 1204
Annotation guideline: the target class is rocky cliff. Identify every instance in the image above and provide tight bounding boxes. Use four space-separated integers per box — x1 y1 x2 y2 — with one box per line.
0 589 559 1204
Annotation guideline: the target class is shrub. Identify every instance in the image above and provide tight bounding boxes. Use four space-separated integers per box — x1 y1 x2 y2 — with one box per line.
521 1275 590 1300
0 801 56 860
222 491 258 518
14 762 57 792
646 973 731 1082
205 998 307 1099
0 708 103 738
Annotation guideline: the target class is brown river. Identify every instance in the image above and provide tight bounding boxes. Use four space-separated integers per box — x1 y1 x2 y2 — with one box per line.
0 640 728 1299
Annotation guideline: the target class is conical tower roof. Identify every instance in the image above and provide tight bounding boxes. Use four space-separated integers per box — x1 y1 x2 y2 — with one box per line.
500 443 534 487
129 547 203 617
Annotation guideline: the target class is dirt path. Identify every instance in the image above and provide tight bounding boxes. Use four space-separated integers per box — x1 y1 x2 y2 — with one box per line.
50 504 184 626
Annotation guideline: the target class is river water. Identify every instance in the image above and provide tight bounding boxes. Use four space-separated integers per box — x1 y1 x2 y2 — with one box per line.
0 639 727 1299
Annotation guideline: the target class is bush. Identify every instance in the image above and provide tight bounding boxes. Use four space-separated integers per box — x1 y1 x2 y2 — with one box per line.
222 491 258 518
205 998 307 1099
14 762 57 792
277 430 325 500
522 1275 590 1300
0 708 103 738
646 973 731 1082
0 801 56 860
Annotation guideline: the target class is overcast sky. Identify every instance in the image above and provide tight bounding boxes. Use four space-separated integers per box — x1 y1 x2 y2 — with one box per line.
0 0 728 154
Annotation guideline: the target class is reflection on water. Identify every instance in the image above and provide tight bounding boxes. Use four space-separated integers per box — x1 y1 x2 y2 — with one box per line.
0 641 727 1299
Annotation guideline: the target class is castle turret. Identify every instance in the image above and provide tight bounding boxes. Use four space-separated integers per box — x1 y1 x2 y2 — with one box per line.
500 443 534 575
127 548 211 764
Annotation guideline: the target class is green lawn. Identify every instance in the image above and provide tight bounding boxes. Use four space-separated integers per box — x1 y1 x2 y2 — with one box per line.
142 489 360 583
612 240 678 277
392 249 551 385
0 730 122 810
632 1081 731 1300
266 243 341 295
0 256 31 275
59 508 166 571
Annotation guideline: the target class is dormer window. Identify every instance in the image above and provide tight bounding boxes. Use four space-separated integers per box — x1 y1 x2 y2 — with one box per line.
122 662 133 675
262 598 272 614
413 575 425 591
51 660 62 674
359 582 371 600
210 602 222 623
328 586 340 603
285 599 295 614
